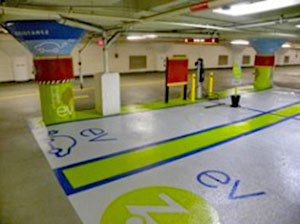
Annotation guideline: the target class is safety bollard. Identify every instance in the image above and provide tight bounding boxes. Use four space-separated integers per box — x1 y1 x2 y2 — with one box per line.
191 73 196 102
207 72 214 98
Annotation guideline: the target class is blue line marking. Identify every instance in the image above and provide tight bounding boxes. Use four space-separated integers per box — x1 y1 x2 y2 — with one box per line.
240 106 267 114
55 99 300 171
56 113 300 195
241 102 300 120
229 180 266 200
56 112 264 171
54 100 300 195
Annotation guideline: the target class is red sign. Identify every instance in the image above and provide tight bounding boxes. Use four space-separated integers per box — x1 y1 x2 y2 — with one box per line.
190 2 209 12
255 55 275 67
34 57 74 82
166 58 188 86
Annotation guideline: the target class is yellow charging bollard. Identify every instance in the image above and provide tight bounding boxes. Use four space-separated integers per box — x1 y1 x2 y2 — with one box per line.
191 73 196 102
207 72 214 98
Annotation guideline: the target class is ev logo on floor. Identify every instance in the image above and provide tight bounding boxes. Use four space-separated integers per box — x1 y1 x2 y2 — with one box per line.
100 186 219 224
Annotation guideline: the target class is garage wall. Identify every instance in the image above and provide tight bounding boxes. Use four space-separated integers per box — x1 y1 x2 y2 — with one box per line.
0 35 33 82
276 48 300 66
0 49 14 82
1 34 300 82
72 42 258 76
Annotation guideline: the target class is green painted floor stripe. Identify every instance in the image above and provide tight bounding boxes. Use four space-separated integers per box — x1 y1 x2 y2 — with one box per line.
273 103 300 117
62 103 300 190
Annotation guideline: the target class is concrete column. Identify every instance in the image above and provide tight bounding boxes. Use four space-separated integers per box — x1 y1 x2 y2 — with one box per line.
34 56 76 124
250 38 285 90
5 20 85 124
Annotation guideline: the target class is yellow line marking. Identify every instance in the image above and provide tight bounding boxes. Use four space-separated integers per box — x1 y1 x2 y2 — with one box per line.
0 92 39 100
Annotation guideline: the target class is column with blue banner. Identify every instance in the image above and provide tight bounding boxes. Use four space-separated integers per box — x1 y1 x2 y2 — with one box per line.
5 20 85 125
250 38 284 90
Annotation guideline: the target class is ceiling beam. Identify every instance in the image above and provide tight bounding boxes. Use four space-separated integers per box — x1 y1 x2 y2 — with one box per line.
0 6 141 22
139 0 242 22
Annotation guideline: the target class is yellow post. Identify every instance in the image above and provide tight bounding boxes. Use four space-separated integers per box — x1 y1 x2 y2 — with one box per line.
207 72 214 98
191 73 196 102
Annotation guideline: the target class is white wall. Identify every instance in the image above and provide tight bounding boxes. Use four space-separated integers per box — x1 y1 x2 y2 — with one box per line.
0 49 14 82
73 43 103 77
1 34 300 82
0 35 33 81
72 42 257 75
276 48 300 66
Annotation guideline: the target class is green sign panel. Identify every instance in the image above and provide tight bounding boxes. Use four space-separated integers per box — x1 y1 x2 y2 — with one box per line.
39 82 75 125
254 67 273 90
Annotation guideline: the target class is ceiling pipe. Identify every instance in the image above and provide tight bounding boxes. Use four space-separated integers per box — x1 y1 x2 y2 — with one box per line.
155 21 235 31
233 16 300 29
58 16 105 33
141 0 242 21
123 31 213 39
105 31 121 48
222 30 299 40
0 5 234 32
0 5 298 40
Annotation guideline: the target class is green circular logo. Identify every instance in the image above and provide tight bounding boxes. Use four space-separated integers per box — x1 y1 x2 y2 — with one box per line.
100 186 219 224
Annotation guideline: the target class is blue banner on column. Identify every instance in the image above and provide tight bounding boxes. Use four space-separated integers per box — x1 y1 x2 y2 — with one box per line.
5 20 85 57
250 38 285 55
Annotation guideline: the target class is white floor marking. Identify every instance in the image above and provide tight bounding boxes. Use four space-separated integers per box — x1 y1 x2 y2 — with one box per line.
126 193 189 224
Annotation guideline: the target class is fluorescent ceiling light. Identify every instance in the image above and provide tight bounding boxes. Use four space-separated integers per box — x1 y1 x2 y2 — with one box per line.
194 39 205 43
296 24 300 28
213 0 300 16
127 35 147 41
127 34 158 41
230 40 249 45
282 43 291 48
145 34 158 39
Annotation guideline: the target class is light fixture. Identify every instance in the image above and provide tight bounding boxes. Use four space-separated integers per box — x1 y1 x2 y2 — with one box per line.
213 0 300 16
282 43 291 48
145 34 158 39
194 39 205 43
230 40 249 45
127 34 158 41
127 35 147 41
296 24 300 28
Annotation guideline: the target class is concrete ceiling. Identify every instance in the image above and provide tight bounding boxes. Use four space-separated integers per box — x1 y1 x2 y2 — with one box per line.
1 0 300 42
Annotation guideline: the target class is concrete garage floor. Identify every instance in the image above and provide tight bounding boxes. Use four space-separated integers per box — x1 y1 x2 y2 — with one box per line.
0 66 299 224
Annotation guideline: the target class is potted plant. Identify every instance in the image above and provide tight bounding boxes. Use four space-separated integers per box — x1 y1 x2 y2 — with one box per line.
231 62 242 107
